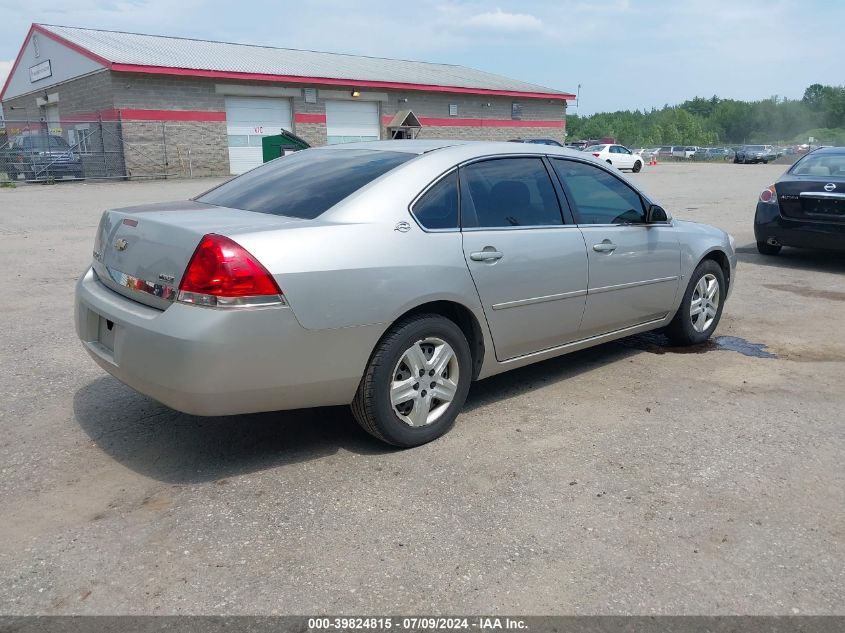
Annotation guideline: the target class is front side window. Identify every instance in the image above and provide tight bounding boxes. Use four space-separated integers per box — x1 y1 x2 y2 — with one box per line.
551 159 645 225
197 148 415 219
412 171 459 230
460 157 564 228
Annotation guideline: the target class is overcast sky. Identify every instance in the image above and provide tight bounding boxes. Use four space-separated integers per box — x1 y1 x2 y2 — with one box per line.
1 0 842 114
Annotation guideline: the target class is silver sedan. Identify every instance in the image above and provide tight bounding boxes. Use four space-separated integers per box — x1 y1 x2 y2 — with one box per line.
75 140 736 446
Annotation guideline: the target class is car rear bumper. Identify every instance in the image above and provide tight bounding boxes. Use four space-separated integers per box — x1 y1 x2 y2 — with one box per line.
754 202 845 251
75 267 380 416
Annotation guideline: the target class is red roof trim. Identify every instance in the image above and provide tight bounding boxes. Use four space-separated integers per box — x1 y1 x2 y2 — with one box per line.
110 64 575 100
2 24 575 102
32 25 113 67
1 24 111 101
0 24 37 101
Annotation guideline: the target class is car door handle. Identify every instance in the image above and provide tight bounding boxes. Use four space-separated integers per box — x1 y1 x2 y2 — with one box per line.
470 250 503 261
592 242 617 253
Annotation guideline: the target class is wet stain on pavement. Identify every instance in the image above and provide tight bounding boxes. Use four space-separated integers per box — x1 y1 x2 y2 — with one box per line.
623 332 777 358
763 283 845 302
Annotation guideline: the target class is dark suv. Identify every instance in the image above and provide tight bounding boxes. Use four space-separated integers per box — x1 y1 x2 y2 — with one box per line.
5 134 84 181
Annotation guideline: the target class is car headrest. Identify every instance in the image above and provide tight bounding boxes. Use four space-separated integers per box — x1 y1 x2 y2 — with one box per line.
490 180 531 209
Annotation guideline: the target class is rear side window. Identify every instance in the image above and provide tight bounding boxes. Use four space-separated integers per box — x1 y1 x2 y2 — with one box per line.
460 157 563 228
791 153 845 177
197 148 415 219
412 171 459 230
551 159 645 225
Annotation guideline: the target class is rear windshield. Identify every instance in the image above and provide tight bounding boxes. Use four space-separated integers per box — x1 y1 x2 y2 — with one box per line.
20 135 70 150
197 148 415 219
791 153 845 177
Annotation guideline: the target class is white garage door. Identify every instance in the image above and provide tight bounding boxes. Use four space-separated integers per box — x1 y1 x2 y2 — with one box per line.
325 100 380 145
225 96 292 174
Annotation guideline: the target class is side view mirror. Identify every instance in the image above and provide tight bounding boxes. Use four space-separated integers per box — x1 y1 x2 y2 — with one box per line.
646 204 671 224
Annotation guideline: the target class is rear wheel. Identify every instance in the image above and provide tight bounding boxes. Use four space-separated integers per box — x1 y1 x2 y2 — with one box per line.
665 260 725 346
632 160 642 173
756 240 781 255
351 314 472 447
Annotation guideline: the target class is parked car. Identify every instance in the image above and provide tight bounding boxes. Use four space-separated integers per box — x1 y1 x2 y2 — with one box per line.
734 145 777 164
704 147 734 161
509 138 564 147
75 140 736 447
632 148 658 161
754 146 845 255
565 141 589 151
584 144 644 172
672 146 698 159
5 134 85 181
657 146 674 158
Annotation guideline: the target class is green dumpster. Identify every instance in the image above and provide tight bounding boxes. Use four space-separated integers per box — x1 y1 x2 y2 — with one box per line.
262 130 311 162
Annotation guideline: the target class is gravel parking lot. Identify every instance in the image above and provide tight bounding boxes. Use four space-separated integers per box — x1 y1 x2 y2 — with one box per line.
1 162 843 615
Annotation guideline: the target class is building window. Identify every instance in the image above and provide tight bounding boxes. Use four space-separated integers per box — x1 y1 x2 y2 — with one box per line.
449 104 458 117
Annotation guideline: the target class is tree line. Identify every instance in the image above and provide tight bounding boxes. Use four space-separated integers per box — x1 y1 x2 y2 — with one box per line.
565 83 845 147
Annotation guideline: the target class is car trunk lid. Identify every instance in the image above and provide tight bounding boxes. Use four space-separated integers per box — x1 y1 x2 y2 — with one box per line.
776 177 845 224
92 200 303 310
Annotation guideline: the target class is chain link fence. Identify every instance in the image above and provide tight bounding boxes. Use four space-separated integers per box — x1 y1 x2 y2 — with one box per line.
1 115 228 182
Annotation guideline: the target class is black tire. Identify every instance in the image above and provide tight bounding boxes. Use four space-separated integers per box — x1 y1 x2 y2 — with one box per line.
762 160 768 164
756 240 782 255
632 160 642 173
351 314 472 447
665 259 726 346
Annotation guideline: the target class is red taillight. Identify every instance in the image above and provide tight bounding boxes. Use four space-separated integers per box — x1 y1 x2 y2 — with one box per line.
592 152 600 157
179 234 282 306
759 185 776 203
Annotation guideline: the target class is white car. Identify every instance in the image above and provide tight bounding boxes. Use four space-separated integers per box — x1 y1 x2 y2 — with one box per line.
584 144 644 172
672 145 698 159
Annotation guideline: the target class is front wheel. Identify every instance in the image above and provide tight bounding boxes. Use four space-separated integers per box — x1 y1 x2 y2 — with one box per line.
632 160 642 173
665 260 725 346
351 314 472 447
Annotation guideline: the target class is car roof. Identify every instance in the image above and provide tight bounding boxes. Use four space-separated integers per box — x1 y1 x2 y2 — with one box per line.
310 139 588 160
808 146 845 155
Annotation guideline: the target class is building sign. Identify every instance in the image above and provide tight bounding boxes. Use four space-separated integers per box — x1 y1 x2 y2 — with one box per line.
29 59 52 83
304 88 317 104
511 101 523 120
